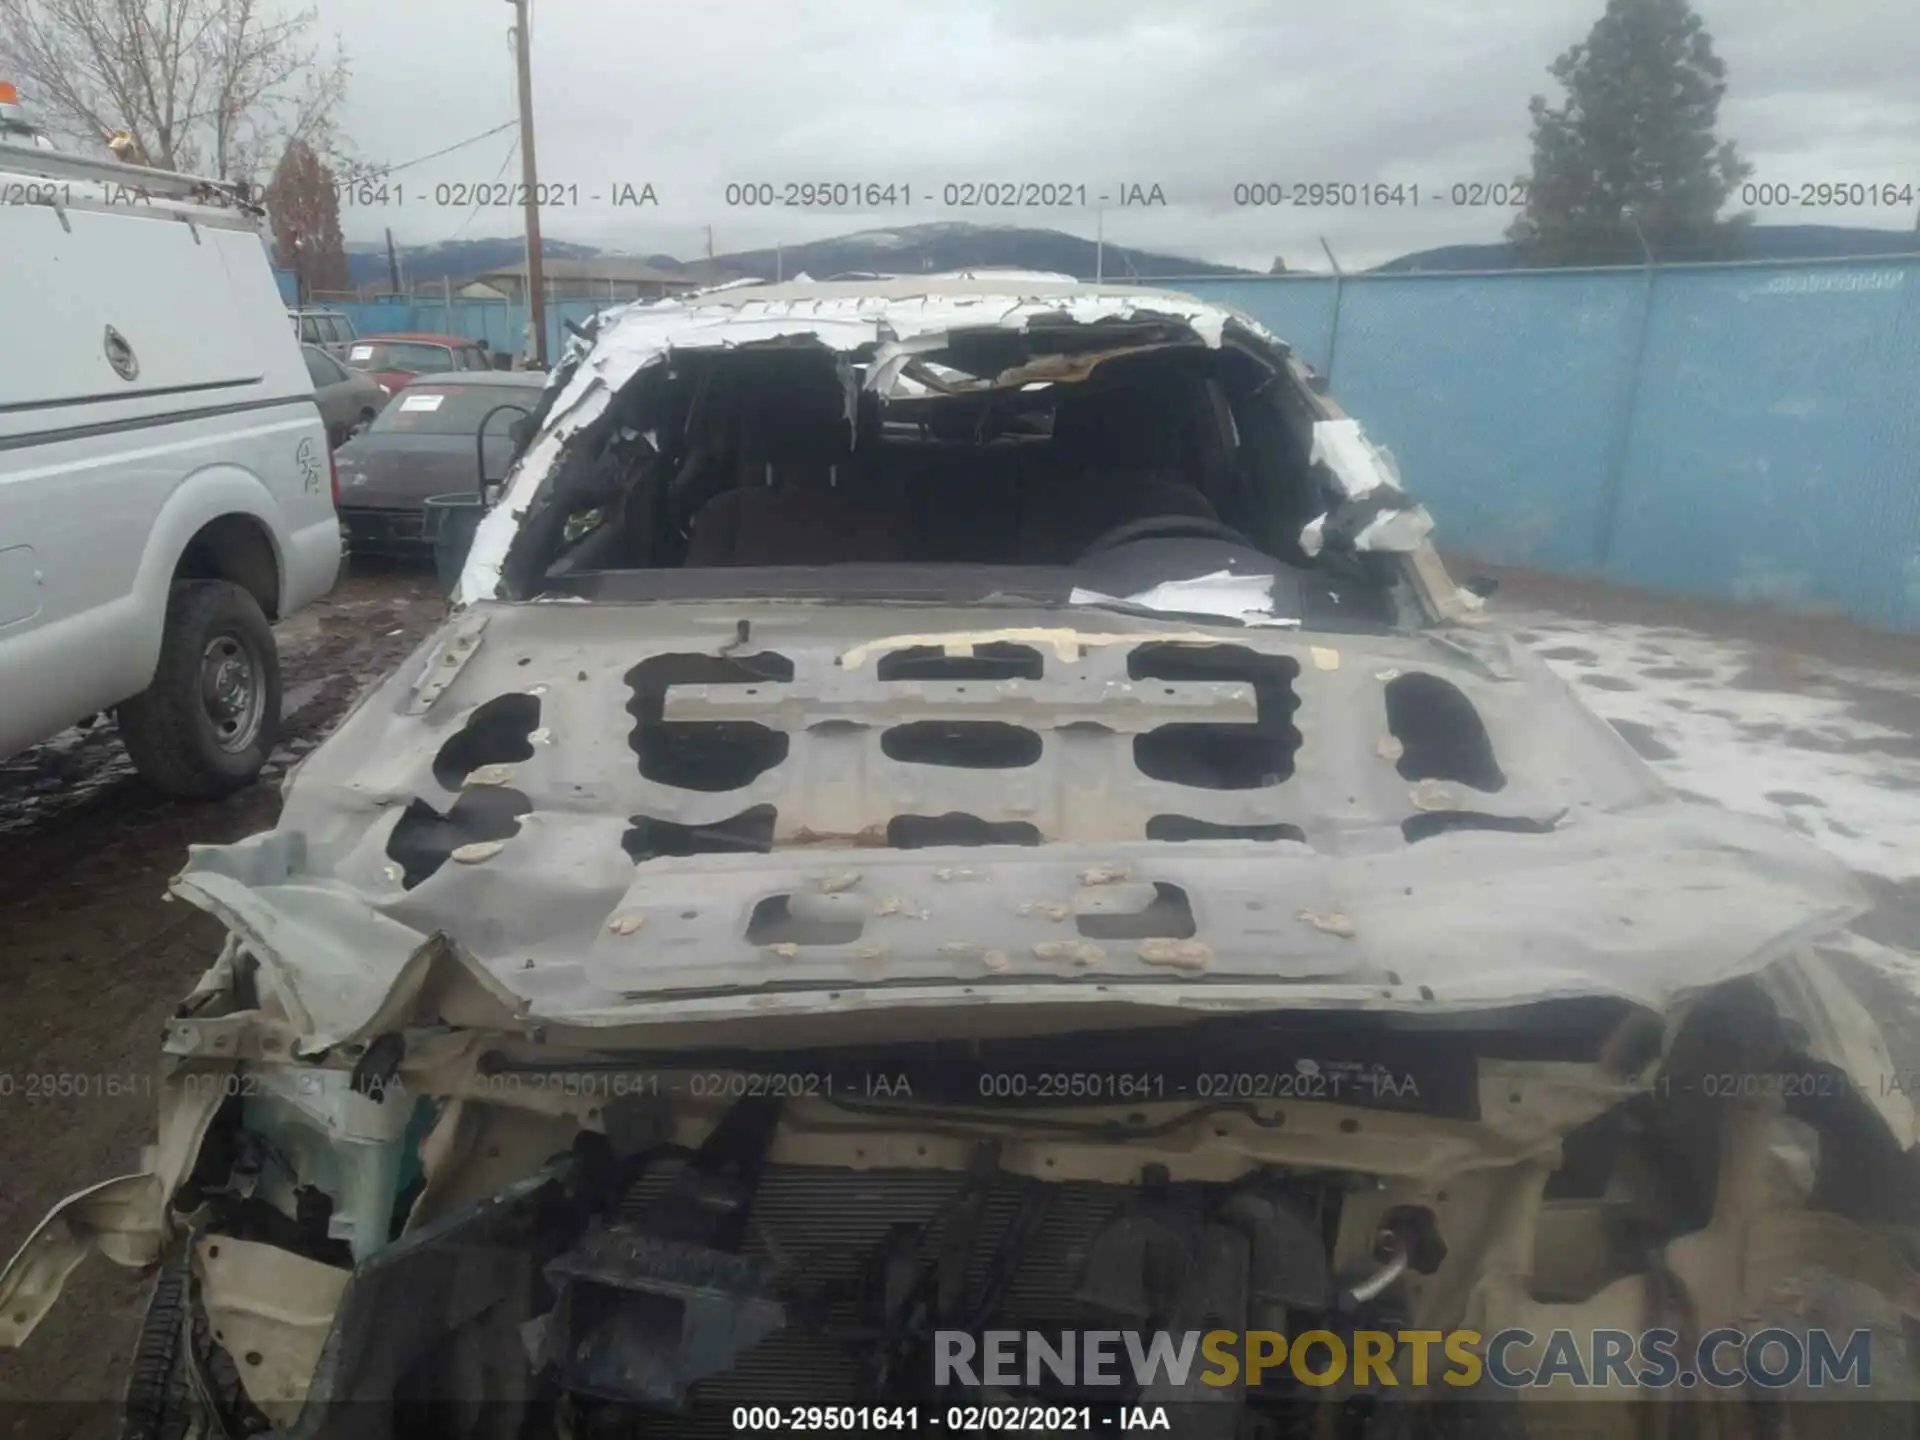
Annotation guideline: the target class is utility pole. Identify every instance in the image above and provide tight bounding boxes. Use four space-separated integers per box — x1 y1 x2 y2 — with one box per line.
384 226 401 294
1095 207 1104 282
507 0 548 366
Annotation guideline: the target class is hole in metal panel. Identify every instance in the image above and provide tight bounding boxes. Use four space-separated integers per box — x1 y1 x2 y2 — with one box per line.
1402 811 1556 844
1145 815 1307 844
623 805 778 863
1384 673 1506 792
746 895 864 946
431 692 541 790
386 786 533 889
1128 644 1301 790
880 721 1041 769
875 643 1044 682
625 652 793 792
1075 881 1196 941
885 813 1042 848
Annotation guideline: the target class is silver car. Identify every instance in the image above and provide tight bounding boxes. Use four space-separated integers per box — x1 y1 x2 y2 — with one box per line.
302 343 391 448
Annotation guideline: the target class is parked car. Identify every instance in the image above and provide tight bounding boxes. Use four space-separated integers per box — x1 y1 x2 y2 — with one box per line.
0 136 340 799
343 332 496 391
6 276 1914 1435
288 307 359 359
332 370 544 555
302 343 390 447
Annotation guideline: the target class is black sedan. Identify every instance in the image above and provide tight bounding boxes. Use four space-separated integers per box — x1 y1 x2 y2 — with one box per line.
332 372 546 556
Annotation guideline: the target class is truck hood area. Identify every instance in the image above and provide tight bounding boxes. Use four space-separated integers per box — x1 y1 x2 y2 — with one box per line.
167 598 1871 1050
12 600 1920 1432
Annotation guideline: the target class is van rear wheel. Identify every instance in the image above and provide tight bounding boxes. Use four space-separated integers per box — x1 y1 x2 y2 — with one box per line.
120 580 282 799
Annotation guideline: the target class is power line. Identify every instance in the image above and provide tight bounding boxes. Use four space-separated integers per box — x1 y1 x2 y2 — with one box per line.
449 134 520 241
366 120 517 179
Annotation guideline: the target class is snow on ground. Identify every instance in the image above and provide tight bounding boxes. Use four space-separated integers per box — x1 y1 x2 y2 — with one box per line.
1509 611 1920 886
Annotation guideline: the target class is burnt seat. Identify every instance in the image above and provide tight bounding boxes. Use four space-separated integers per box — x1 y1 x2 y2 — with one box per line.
1012 385 1218 564
683 384 905 567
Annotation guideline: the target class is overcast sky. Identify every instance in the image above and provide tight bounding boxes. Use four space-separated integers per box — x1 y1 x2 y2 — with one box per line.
318 0 1920 269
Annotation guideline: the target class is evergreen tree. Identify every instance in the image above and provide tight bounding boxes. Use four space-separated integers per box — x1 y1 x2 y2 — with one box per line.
1509 0 1751 265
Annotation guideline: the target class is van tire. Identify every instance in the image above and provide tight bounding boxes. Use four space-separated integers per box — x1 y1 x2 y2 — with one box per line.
120 580 282 799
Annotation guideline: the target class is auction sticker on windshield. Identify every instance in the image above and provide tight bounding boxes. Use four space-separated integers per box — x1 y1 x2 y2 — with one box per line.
399 393 447 411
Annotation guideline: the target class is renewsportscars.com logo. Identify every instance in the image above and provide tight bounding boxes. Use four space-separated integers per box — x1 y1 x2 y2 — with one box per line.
934 1327 1875 1391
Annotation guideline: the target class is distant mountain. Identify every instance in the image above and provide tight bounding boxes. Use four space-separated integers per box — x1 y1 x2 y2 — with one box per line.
1375 224 1920 272
343 222 1247 292
684 222 1251 282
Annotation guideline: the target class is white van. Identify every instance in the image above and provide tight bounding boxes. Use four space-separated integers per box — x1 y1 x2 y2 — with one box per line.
0 140 342 797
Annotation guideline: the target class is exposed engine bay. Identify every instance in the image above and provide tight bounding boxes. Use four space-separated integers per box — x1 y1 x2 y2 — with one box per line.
48 969 1917 1440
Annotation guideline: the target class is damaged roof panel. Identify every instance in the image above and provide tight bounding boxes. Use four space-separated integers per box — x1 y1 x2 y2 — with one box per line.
167 599 1869 1046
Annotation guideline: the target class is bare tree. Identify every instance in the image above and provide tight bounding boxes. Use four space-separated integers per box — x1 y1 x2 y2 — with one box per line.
0 0 354 183
267 138 347 296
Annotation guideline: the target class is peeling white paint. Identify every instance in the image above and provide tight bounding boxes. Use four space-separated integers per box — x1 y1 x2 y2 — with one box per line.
1070 570 1301 628
1309 419 1400 501
1353 506 1436 553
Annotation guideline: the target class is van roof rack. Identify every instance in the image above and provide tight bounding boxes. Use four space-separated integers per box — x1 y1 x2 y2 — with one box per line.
0 138 261 214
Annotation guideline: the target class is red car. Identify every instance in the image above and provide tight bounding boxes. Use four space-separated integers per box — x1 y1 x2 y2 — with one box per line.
343 332 497 393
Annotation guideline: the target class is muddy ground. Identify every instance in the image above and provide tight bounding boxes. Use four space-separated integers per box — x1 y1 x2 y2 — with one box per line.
0 563 446 1438
0 561 1916 1435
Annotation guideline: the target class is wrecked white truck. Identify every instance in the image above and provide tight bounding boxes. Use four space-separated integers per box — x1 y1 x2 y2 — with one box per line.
5 275 1918 1438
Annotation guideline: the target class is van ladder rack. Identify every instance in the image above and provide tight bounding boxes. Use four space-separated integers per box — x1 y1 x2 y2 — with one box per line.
0 139 259 213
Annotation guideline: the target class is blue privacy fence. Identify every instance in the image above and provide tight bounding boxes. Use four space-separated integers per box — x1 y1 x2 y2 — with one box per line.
326 258 1920 629
1173 261 1920 631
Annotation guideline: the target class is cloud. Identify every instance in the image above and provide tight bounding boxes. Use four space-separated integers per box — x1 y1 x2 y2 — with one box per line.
322 0 1920 270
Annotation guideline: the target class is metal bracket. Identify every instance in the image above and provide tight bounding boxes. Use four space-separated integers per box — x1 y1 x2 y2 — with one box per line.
162 1011 302 1062
405 612 492 714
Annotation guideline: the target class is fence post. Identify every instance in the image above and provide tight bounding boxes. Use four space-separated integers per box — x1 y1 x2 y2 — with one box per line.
1592 230 1660 572
1318 237 1345 384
